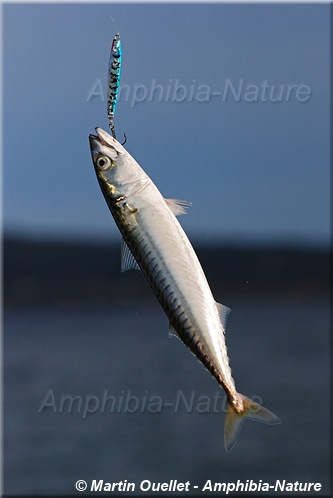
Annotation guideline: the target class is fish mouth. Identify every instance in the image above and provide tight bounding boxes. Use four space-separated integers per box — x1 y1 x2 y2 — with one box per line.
89 127 116 157
94 127 115 146
89 133 100 161
89 133 98 147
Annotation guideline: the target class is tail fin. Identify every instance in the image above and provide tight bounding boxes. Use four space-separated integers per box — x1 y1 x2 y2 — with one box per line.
224 394 280 452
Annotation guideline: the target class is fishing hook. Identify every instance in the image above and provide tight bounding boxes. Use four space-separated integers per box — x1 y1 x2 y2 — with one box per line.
110 122 117 140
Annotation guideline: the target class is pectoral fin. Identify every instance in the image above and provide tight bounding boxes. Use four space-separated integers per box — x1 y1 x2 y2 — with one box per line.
121 239 140 272
122 202 138 226
164 198 192 216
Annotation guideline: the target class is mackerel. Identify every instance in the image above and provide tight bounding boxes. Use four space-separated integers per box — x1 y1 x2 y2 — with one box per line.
89 127 280 451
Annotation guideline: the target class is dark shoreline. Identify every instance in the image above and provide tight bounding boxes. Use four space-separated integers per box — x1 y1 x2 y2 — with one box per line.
3 236 330 307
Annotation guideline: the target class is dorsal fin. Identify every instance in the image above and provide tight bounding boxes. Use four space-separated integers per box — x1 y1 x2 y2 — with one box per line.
215 302 231 331
121 239 140 272
164 198 192 216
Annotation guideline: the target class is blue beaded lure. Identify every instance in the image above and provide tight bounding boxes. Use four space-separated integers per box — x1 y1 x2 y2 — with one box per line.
107 33 122 139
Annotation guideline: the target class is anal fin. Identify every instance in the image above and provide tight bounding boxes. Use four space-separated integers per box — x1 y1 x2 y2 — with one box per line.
168 322 181 340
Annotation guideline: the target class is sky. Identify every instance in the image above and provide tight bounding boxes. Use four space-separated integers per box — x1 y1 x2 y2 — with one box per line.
2 3 330 246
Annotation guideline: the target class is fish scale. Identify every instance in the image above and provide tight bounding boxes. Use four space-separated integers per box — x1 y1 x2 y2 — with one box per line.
119 211 238 401
124 228 192 336
113 205 215 367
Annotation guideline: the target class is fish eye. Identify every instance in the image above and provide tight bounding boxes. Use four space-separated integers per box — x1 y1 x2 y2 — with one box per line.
96 156 112 170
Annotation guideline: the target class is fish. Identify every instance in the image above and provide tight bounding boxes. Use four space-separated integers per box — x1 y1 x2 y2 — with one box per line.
89 127 280 451
107 33 122 138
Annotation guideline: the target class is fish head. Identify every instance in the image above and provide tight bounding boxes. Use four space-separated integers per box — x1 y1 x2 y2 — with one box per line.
89 127 146 199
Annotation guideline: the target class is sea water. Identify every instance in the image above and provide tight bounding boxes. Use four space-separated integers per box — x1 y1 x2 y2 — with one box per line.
3 295 330 495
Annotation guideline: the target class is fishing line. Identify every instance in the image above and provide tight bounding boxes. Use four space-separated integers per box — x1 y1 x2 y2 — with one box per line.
110 5 127 34
109 13 119 33
118 5 127 33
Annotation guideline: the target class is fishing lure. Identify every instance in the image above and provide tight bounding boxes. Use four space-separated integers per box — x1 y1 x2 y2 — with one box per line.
107 33 122 139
